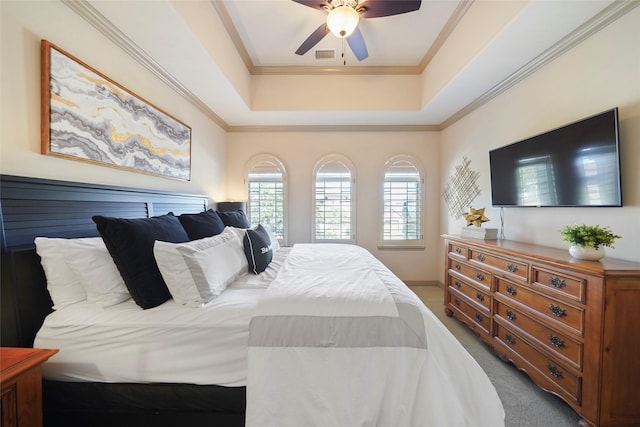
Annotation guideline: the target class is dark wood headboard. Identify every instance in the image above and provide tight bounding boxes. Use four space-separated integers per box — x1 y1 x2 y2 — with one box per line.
0 175 209 347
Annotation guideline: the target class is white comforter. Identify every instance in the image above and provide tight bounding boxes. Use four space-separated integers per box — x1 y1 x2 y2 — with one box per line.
34 248 290 386
246 244 505 427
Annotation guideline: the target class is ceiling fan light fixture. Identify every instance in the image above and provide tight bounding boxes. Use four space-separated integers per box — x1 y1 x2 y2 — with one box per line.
326 6 359 38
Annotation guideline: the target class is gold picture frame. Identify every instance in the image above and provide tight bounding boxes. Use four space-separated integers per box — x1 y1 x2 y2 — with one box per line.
41 40 191 181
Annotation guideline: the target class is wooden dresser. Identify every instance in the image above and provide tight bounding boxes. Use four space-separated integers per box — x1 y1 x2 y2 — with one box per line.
443 235 640 427
1 347 58 427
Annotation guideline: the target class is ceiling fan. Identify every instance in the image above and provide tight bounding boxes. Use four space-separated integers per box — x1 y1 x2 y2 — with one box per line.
293 0 422 61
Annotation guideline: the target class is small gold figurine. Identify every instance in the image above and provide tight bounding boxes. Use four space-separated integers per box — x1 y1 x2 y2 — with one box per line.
463 207 490 227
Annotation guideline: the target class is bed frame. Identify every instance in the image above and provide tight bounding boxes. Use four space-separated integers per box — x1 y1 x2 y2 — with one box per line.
0 175 245 426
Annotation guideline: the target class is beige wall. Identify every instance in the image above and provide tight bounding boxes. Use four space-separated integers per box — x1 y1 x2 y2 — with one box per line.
2 1 638 284
225 131 441 282
439 7 640 275
0 1 226 203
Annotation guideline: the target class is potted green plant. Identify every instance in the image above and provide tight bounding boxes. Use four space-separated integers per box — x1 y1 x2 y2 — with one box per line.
560 224 621 260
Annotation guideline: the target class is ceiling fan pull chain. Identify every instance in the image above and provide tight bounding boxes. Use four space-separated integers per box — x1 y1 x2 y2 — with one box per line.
342 38 346 66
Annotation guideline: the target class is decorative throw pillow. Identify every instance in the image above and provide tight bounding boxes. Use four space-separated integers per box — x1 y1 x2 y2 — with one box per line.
243 224 273 274
35 237 90 309
178 209 225 240
263 225 281 253
93 213 190 309
216 209 250 228
153 227 247 307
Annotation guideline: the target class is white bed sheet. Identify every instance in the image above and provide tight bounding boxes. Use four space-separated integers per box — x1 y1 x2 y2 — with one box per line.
34 248 290 386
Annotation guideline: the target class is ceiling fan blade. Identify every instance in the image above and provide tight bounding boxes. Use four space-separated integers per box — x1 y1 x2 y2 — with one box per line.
347 27 368 61
291 0 330 11
295 23 331 56
358 0 421 18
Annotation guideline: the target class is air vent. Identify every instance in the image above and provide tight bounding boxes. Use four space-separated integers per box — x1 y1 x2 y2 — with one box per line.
315 49 335 61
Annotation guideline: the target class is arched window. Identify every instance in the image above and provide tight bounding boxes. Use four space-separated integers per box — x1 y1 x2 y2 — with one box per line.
381 155 424 247
313 154 356 243
244 154 287 244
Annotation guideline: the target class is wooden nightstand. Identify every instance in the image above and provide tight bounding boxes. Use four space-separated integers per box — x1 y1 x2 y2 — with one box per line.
1 347 58 427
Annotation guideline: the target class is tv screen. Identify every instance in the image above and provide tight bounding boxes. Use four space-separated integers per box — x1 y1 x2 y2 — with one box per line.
489 108 622 207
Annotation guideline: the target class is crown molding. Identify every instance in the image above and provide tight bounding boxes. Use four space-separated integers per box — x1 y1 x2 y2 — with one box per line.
226 124 439 133
251 65 420 76
440 0 640 129
417 0 473 72
64 0 638 133
210 0 255 74
61 0 229 131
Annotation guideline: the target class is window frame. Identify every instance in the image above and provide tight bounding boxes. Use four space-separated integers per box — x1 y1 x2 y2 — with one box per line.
244 153 288 246
379 154 425 249
312 153 356 244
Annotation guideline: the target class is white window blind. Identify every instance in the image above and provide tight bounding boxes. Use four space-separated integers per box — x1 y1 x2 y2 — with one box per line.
314 159 353 241
383 161 421 241
246 159 285 240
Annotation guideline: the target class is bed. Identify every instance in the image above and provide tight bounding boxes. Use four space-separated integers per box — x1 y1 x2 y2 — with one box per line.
0 174 505 427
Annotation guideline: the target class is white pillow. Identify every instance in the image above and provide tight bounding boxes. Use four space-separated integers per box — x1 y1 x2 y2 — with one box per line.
62 240 131 308
228 226 246 240
35 237 88 310
35 237 130 309
153 227 248 307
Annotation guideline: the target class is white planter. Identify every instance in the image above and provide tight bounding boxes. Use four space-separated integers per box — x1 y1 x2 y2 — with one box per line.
569 244 604 261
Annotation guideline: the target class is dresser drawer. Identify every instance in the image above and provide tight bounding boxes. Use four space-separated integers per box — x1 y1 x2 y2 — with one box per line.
495 277 584 335
468 248 528 281
448 274 491 311
532 267 585 303
448 242 468 258
448 259 491 291
495 324 581 404
447 289 490 338
495 300 583 370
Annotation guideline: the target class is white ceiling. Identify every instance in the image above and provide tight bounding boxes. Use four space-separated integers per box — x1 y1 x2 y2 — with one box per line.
81 0 632 130
221 0 460 67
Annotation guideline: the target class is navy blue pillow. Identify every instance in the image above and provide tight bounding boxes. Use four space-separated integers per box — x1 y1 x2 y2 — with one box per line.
216 209 250 228
178 209 225 240
243 224 273 274
93 213 190 309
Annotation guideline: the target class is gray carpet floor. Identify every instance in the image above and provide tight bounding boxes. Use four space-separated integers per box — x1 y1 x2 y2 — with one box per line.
411 285 583 427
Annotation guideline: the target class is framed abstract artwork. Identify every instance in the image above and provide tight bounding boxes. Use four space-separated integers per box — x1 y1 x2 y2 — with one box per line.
41 40 191 181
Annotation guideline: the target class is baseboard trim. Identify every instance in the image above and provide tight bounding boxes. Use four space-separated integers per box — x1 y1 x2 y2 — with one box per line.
405 280 443 288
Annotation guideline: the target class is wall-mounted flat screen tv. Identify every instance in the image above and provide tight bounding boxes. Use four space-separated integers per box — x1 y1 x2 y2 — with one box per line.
489 108 622 207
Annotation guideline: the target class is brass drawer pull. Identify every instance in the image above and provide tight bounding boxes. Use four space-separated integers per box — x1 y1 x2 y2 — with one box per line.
454 281 461 288
454 263 461 271
476 292 485 302
549 304 567 317
506 263 518 273
454 298 460 306
477 254 485 262
548 335 565 348
476 273 485 281
505 334 516 345
548 276 566 288
475 313 484 322
505 310 517 321
547 364 563 378
506 285 517 296
455 247 462 254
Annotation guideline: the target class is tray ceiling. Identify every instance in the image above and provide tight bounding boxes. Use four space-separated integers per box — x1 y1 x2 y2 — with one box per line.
81 0 633 130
